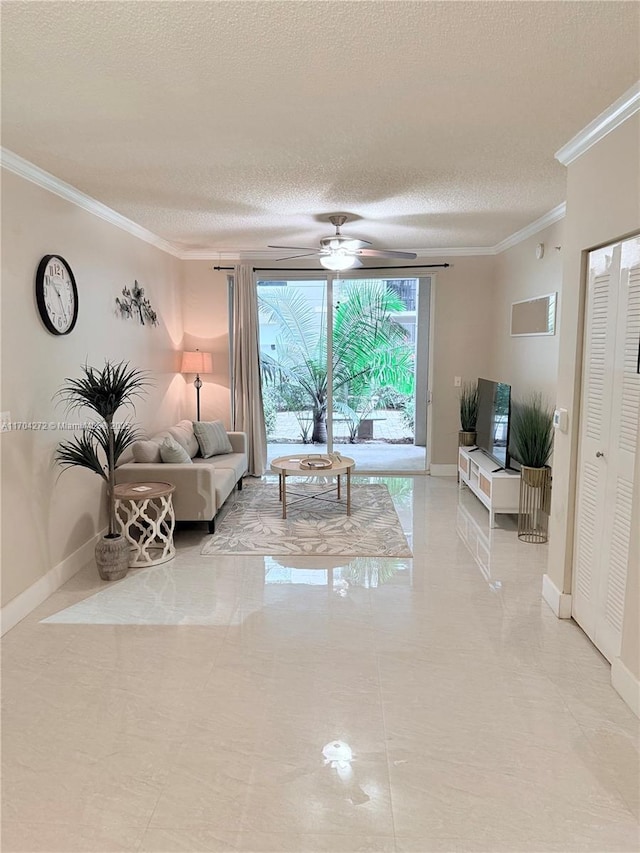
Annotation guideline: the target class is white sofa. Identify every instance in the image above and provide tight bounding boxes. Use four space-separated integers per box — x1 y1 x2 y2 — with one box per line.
116 420 247 533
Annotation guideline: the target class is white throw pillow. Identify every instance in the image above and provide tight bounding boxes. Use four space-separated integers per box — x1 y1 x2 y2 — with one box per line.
169 420 200 458
192 420 233 458
159 435 193 464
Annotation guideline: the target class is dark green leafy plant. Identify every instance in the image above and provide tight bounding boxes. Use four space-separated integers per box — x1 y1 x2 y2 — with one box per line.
509 393 554 468
459 381 479 431
56 361 151 536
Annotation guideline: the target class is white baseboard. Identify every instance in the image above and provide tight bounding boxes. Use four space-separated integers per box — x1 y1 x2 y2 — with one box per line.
430 464 458 477
542 573 573 618
611 657 640 718
1 531 102 635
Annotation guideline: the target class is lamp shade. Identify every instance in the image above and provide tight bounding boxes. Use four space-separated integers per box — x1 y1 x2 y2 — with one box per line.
181 350 213 374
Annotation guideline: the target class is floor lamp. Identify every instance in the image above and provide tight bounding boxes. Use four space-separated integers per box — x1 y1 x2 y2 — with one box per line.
181 349 213 421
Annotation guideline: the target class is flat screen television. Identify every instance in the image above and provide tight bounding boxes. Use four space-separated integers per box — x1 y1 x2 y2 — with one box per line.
476 378 512 470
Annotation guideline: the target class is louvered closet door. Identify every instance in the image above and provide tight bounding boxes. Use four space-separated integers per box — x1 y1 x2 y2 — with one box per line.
595 238 640 661
572 245 620 643
572 236 640 662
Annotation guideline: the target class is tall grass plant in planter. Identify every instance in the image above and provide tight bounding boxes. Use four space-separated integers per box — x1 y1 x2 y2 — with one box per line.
509 393 554 542
458 381 479 446
56 361 150 580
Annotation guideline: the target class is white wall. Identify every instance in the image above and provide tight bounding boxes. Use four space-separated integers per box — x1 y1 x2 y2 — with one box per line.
0 169 184 608
181 262 232 426
491 221 563 403
546 114 640 685
429 255 497 466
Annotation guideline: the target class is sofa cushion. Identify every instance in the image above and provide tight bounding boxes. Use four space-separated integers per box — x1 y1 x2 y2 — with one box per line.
131 439 162 464
160 436 193 464
193 420 233 458
169 420 200 458
192 453 247 481
211 466 238 508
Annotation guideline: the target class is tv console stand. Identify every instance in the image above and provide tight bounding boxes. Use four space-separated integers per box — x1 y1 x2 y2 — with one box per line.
458 446 520 528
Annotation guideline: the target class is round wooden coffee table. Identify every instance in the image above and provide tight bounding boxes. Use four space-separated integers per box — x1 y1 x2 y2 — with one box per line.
270 454 356 519
113 482 176 567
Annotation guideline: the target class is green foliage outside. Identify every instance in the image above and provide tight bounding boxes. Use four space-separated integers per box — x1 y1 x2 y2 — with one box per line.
262 387 278 438
259 281 414 443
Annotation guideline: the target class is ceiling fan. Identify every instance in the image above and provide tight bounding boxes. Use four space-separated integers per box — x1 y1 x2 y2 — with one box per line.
268 215 417 271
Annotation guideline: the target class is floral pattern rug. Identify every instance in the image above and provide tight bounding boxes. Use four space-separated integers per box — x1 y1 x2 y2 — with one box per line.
200 481 412 557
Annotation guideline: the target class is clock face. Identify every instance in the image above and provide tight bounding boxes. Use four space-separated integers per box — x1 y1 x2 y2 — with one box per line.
35 255 78 335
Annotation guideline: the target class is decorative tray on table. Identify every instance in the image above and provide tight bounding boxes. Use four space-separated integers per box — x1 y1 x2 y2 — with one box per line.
299 455 333 470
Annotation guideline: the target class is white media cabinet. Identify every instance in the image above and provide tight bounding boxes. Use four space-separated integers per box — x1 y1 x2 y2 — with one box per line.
458 446 520 528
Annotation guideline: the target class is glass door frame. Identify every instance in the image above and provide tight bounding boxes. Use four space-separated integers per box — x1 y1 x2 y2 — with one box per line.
255 269 433 472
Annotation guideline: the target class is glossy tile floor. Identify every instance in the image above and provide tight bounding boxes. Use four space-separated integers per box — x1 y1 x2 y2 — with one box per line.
2 477 639 852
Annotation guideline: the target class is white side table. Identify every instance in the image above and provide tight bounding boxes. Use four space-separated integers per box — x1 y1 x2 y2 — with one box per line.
113 482 176 567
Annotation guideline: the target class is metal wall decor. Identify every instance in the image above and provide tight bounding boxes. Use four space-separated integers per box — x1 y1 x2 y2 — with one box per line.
115 281 158 326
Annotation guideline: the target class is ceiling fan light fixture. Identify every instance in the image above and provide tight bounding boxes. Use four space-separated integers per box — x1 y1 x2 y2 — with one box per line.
268 215 414 266
320 252 357 271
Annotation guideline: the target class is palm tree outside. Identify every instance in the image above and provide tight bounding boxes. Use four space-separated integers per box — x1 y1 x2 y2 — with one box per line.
258 280 415 445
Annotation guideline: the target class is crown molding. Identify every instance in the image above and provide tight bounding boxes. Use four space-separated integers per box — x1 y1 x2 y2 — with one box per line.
2 147 565 263
163 216 570 260
493 203 566 254
0 148 181 258
555 81 640 166
177 245 496 261
176 249 242 261
413 246 495 257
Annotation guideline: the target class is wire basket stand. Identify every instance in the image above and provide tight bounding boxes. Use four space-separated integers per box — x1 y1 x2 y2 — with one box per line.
518 466 551 543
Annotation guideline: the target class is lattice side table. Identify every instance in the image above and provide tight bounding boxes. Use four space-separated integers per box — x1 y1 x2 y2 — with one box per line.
113 482 176 567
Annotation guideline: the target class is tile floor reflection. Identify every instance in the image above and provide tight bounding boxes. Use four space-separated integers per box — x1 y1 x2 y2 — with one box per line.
2 477 639 852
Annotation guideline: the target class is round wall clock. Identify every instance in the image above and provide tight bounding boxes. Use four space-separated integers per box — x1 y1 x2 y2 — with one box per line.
35 255 78 335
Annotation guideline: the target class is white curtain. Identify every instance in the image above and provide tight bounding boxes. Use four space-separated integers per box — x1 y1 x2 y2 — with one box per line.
232 264 267 476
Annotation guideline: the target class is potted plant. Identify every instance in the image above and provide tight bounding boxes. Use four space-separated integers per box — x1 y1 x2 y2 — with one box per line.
509 393 554 542
458 381 479 446
56 360 150 580
509 393 554 482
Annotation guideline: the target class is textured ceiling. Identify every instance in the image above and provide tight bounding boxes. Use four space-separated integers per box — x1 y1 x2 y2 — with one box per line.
1 1 639 252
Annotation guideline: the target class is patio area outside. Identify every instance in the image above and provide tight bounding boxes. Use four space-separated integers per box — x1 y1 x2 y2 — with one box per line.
267 410 426 473
269 408 413 444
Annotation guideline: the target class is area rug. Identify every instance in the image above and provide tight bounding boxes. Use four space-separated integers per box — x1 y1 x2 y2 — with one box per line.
200 482 412 557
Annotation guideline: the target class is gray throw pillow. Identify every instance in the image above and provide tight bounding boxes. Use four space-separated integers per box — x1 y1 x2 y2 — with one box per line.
159 435 193 464
193 420 233 458
131 439 162 464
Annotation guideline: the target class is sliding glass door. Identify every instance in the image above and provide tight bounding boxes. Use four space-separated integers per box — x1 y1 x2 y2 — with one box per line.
258 278 329 453
257 274 428 473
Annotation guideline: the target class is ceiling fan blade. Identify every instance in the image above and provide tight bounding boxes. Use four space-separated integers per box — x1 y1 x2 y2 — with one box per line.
342 239 372 249
268 245 319 251
355 248 417 260
274 252 319 261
